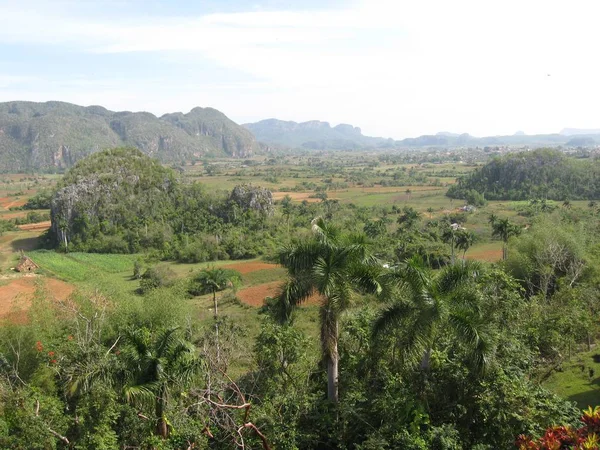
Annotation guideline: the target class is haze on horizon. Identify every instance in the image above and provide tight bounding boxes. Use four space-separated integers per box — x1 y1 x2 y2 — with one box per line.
0 0 598 140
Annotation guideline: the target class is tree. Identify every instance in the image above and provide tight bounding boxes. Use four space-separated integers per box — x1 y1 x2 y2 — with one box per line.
491 218 521 260
276 218 382 402
120 327 202 439
442 223 466 265
405 188 412 201
189 268 242 319
397 206 421 230
455 229 476 260
189 268 242 363
373 257 493 374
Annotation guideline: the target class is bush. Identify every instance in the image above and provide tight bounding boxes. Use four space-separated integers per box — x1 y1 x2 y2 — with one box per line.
138 265 176 294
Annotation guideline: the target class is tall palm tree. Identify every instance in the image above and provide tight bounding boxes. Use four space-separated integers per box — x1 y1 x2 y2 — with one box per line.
374 258 493 374
189 268 241 362
276 217 382 402
491 217 521 260
120 327 203 439
455 229 476 260
190 268 241 319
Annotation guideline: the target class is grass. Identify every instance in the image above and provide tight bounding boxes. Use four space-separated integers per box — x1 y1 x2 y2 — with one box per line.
544 350 600 408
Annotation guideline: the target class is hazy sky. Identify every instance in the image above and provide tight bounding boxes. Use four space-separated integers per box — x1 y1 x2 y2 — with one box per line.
0 0 598 139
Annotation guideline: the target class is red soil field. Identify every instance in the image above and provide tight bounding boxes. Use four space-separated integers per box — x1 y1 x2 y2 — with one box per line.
18 221 51 231
236 281 322 307
0 276 75 323
466 249 503 262
0 197 28 209
225 261 278 274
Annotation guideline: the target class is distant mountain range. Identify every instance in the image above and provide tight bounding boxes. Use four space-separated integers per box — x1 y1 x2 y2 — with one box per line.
243 119 394 150
244 119 600 150
0 101 260 171
2 100 600 172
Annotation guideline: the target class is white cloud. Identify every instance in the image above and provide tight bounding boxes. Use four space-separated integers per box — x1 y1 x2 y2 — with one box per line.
1 0 600 137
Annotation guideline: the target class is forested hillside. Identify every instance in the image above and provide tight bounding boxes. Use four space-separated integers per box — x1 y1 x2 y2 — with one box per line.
48 148 276 259
447 149 600 200
0 101 260 171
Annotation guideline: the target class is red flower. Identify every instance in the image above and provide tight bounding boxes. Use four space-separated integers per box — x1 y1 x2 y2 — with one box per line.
35 341 43 352
47 351 55 357
67 335 74 341
50 359 57 364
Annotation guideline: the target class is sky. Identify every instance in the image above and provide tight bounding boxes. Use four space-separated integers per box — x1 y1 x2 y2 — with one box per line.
0 0 599 139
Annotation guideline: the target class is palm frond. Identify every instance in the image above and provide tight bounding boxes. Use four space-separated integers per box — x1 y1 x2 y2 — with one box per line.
448 308 494 375
155 327 180 359
124 382 159 407
273 278 315 323
436 260 482 294
372 301 415 338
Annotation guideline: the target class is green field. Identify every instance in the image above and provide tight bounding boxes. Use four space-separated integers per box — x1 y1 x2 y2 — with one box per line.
544 350 600 408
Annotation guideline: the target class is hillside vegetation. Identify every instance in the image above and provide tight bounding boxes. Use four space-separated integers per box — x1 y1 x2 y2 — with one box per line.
447 149 600 200
0 101 259 171
48 148 277 258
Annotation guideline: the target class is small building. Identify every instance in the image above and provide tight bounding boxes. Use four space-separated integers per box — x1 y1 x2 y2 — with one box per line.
15 255 39 273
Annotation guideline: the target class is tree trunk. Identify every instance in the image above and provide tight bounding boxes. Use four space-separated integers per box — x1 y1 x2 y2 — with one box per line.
503 243 508 260
213 291 218 319
327 321 339 403
420 347 432 371
213 291 220 364
156 396 168 438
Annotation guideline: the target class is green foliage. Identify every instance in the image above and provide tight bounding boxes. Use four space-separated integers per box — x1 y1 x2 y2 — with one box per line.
448 149 600 201
139 265 176 294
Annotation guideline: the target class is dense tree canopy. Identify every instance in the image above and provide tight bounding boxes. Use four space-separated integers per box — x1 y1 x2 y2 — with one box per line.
447 149 600 201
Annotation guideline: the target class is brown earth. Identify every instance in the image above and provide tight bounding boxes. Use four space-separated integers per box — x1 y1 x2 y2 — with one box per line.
0 276 75 323
225 261 278 274
466 249 503 262
0 211 29 220
18 221 51 231
236 281 322 307
0 197 28 209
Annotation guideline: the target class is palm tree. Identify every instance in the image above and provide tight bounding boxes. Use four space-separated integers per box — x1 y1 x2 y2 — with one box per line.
455 229 476 260
189 268 241 363
276 218 382 402
491 218 521 260
374 258 492 374
120 327 203 439
442 223 465 265
189 268 242 319
397 206 421 230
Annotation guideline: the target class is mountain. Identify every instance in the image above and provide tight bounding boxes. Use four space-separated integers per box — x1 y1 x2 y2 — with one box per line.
0 101 260 171
243 118 394 150
395 132 599 148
